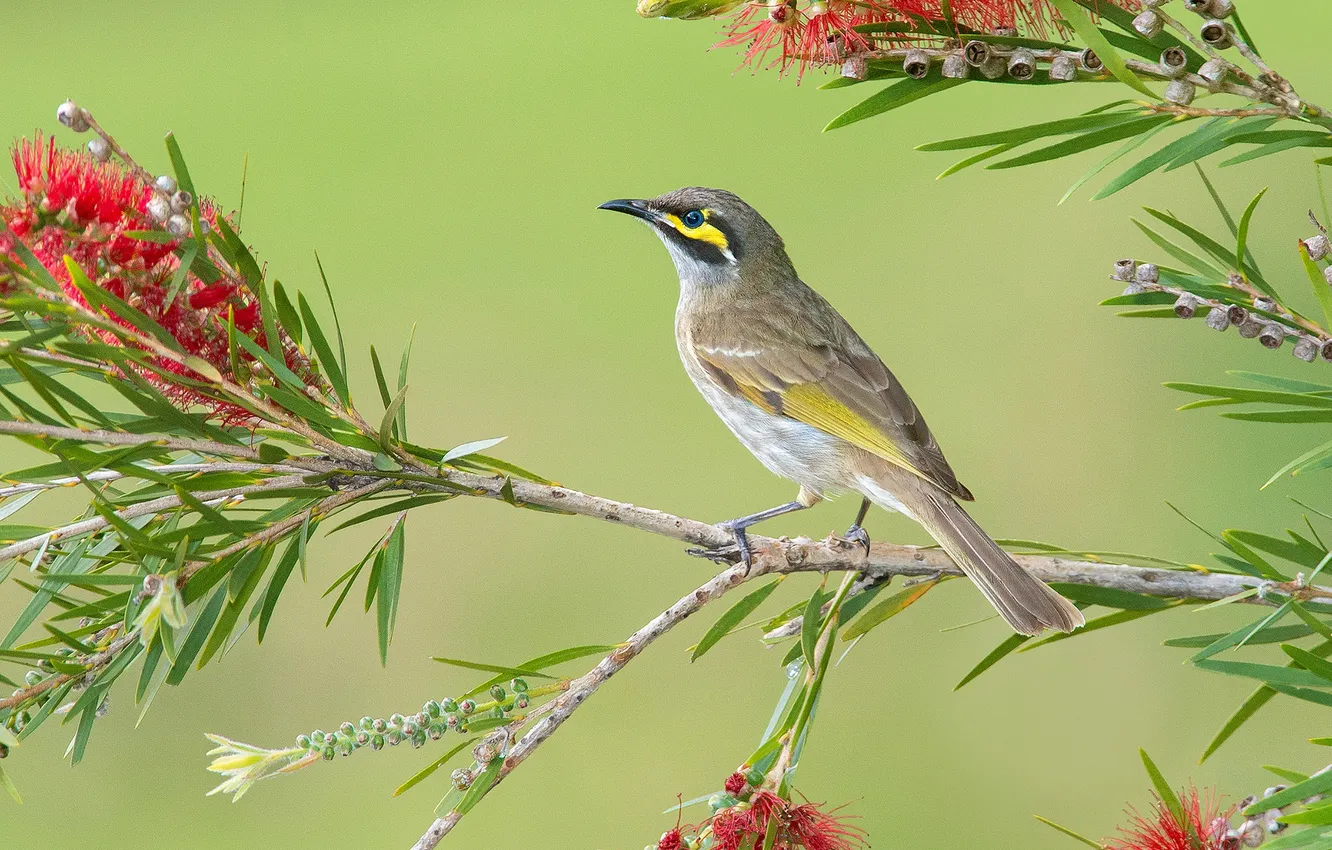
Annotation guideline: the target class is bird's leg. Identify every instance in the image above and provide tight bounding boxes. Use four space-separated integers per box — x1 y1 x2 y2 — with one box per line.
716 500 809 571
843 497 871 554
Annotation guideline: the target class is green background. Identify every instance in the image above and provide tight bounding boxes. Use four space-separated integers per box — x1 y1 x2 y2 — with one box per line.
2 2 1330 847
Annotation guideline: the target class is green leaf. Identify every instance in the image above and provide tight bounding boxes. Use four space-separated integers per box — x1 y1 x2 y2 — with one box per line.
824 78 965 132
1048 583 1168 610
375 518 405 664
1244 772 1332 816
298 292 350 406
1140 749 1185 826
800 581 825 670
918 111 1134 151
379 384 409 454
453 754 502 815
991 115 1173 170
431 657 554 680
1193 658 1332 689
1282 644 1332 683
313 252 348 382
1033 815 1102 849
693 577 783 662
393 737 478 797
258 538 302 643
0 763 22 804
1061 119 1173 204
841 579 939 641
937 144 1015 179
1050 0 1158 98
441 438 508 464
954 633 1029 690
1235 187 1268 280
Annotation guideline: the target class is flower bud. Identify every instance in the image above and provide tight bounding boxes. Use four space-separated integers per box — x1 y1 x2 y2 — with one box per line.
1199 57 1228 83
451 768 473 790
903 49 930 79
428 724 445 740
87 137 111 163
390 713 405 727
170 190 193 213
1080 49 1104 72
339 721 355 738
1165 79 1196 106
1007 49 1036 81
1048 55 1077 81
371 734 385 750
445 713 460 728
1114 258 1138 281
387 729 403 746
311 729 327 744
1201 19 1232 48
510 678 528 693
1238 318 1263 338
490 685 507 702
1205 306 1231 330
372 717 388 733
296 734 312 749
166 214 191 237
1135 263 1160 284
459 699 476 716
841 55 868 81
57 100 90 133
963 40 991 67
1259 323 1285 349
401 719 419 737
942 52 970 79
473 741 498 764
1305 234 1331 261
355 731 370 746
1133 10 1163 38
1160 47 1188 77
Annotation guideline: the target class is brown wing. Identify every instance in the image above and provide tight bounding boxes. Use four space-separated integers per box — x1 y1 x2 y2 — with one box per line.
687 288 972 501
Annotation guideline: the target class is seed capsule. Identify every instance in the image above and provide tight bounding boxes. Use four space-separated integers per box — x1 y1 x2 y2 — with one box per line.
941 52 969 79
1227 304 1249 325
1259 323 1285 349
165 214 190 237
839 55 867 81
1122 282 1146 296
1238 318 1263 338
1007 49 1036 81
963 40 991 67
1133 10 1163 38
978 55 1006 80
1135 263 1160 284
1080 49 1103 72
903 49 930 79
1114 258 1138 281
57 100 89 132
155 175 177 194
147 196 171 223
1200 19 1232 48
1254 296 1277 313
451 768 473 790
473 741 497 764
1183 0 1210 12
1205 306 1230 330
1165 79 1196 106
1048 55 1077 81
1305 234 1331 261
1240 818 1265 847
1295 338 1318 362
1210 0 1234 18
1160 47 1188 77
1199 57 1228 83
1174 293 1199 318
170 190 193 213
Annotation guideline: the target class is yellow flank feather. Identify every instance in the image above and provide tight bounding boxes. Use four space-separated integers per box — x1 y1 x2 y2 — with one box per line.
779 382 936 485
663 210 730 252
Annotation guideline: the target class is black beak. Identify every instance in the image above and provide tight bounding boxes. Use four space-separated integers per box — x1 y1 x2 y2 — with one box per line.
597 198 661 223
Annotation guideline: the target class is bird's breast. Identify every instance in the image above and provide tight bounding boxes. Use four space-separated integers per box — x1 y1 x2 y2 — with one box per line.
675 321 850 496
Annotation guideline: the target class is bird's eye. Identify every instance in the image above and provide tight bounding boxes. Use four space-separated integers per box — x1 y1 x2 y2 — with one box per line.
682 209 705 229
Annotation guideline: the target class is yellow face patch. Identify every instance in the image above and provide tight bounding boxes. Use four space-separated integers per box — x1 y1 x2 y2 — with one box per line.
662 209 731 255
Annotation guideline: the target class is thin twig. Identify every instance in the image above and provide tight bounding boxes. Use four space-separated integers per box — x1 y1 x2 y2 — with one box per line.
410 564 754 849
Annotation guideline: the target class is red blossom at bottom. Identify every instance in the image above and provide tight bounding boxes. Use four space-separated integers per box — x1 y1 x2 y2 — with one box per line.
1108 789 1232 850
697 789 866 850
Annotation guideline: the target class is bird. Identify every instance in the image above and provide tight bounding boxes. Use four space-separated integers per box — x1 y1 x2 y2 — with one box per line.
598 187 1083 636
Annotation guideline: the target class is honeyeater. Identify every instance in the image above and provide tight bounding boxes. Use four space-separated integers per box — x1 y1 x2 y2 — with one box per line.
599 187 1083 636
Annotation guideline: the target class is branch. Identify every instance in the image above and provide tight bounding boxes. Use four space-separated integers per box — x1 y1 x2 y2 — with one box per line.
410 564 752 849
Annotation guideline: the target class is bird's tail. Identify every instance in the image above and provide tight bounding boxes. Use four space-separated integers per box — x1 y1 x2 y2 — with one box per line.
862 476 1083 635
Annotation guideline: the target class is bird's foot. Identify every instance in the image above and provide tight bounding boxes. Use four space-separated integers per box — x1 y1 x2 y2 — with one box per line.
718 520 755 575
841 524 870 555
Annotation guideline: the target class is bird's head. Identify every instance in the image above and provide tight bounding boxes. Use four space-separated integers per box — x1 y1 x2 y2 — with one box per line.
598 187 794 289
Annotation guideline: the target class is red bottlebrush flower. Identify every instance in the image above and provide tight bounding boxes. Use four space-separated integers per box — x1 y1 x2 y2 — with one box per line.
1 133 319 425
694 790 866 850
657 828 682 850
724 772 747 795
715 0 1139 78
1108 788 1231 850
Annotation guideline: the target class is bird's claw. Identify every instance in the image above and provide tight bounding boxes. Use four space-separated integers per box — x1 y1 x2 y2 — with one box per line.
842 524 870 555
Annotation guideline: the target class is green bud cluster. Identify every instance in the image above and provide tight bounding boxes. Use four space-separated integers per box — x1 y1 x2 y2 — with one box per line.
293 679 550 761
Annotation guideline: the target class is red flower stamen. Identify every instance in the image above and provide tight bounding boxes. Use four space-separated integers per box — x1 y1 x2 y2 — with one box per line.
1108 788 1233 850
